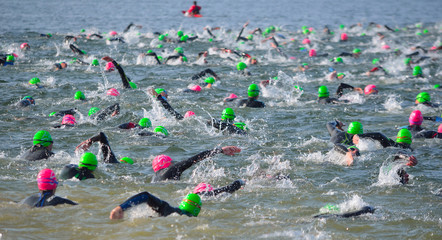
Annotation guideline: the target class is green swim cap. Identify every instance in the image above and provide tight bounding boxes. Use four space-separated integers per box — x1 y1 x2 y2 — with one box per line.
302 29 310 35
174 47 184 54
79 152 98 171
157 56 163 61
302 26 308 31
33 130 53 147
204 77 215 84
138 118 152 128
415 92 430 103
337 73 345 78
81 50 87 55
158 35 165 41
248 84 260 97
154 126 168 136
221 108 236 121
74 91 85 100
265 28 271 34
182 56 188 62
155 88 165 95
335 57 343 63
415 23 422 28
434 84 440 89
91 59 99 66
237 62 247 71
412 66 422 76
372 58 379 65
353 48 361 54
29 77 40 85
320 204 340 214
233 122 248 131
177 30 184 37
339 24 345 29
146 50 153 54
347 121 363 135
360 33 366 36
49 112 56 117
423 29 429 34
6 55 14 62
318 86 329 98
46 33 52 38
157 44 163 49
120 157 134 164
180 36 187 42
404 58 411 65
80 29 85 33
88 107 100 116
247 35 253 40
179 193 202 217
129 81 138 89
396 129 412 144
416 32 422 36
208 38 213 42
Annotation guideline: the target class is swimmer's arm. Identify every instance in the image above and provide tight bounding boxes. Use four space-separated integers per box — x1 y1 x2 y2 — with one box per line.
102 56 131 88
236 22 249 42
212 180 245 196
156 95 184 120
326 120 344 135
336 83 354 97
145 52 162 65
191 68 219 80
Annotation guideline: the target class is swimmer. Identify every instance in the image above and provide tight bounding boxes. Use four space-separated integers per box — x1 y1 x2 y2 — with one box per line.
53 114 76 128
415 92 439 108
383 151 418 184
140 50 162 65
326 120 362 146
313 206 375 218
365 65 388 76
317 86 349 104
236 22 250 42
191 68 219 81
164 47 188 64
183 85 202 93
20 169 77 208
148 88 184 120
404 110 425 134
309 49 328 57
88 103 120 121
152 145 241 182
223 93 238 102
109 192 201 219
338 48 362 58
237 62 250 76
193 180 245 196
123 22 143 33
49 108 77 117
17 96 35 107
75 132 119 163
24 131 54 161
52 62 67 71
69 44 86 55
237 84 265 108
328 70 346 80
102 56 137 89
356 128 413 150
20 43 30 51
118 117 151 130
207 108 247 135
1 54 15 66
186 1 201 16
336 83 379 97
414 124 442 139
59 152 98 180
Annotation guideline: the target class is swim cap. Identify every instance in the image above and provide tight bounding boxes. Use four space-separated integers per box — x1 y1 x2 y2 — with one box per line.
412 66 422 76
21 43 30 50
29 77 40 85
339 24 345 29
105 62 115 71
177 30 183 37
396 129 412 144
335 57 343 63
438 124 442 133
309 49 317 57
302 29 310 35
74 91 86 100
158 35 165 41
79 152 98 171
23 96 35 105
204 77 215 84
109 31 118 36
61 114 76 126
91 59 99 66
208 38 213 42
415 92 430 103
107 88 120 96
49 112 56 117
157 44 163 49
184 111 195 118
340 33 348 41
247 34 253 40
193 183 214 193
120 157 134 164
129 81 138 89
146 50 153 54
337 73 345 78
248 84 260 97
227 93 238 99
404 58 411 65
236 62 247 71
179 193 202 217
190 85 202 92
154 126 168 136
6 55 14 62
174 47 184 54
360 33 366 36
152 154 172 172
372 58 379 65
302 38 311 44
382 45 390 49
364 85 378 95
435 84 440 89
353 48 361 54
37 169 58 191
318 86 329 98
138 118 152 128
233 122 248 130
320 203 340 214
347 121 363 135
409 110 423 125
155 88 166 95
221 108 236 121
88 107 100 116
180 36 187 42
181 56 188 62
423 29 429 34
80 29 85 33
33 130 52 147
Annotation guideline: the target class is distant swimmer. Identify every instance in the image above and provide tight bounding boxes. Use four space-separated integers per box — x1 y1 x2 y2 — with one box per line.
336 83 378 97
88 103 120 121
415 92 440 108
24 130 54 161
17 96 35 107
237 84 265 108
207 108 247 135
75 132 119 163
102 56 137 89
186 1 201 16
52 62 67 71
317 86 349 104
59 152 98 180
313 205 375 218
20 169 77 208
148 88 184 120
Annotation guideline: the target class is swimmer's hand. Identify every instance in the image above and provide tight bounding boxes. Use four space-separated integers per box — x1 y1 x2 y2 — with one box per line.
102 56 114 62
354 87 363 94
75 139 93 153
222 146 241 156
110 206 124 220
335 119 345 131
407 156 418 166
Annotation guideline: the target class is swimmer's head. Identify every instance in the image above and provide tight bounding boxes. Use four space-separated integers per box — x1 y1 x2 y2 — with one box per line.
347 121 363 135
227 93 238 99
106 88 120 97
154 126 169 136
337 73 345 79
335 57 343 63
233 122 248 131
138 118 152 128
318 86 329 98
236 62 247 71
382 45 390 50
177 30 184 37
396 129 412 145
247 34 253 40
372 58 379 65
6 55 15 62
353 48 361 54
61 114 76 126
174 47 184 54
91 59 99 66
105 62 115 71
221 108 236 121
409 110 423 126
120 157 134 165
309 49 317 57
302 38 311 44
158 35 165 41
29 77 40 85
80 29 85 33
364 85 378 95
152 154 172 172
339 24 345 29
155 88 168 99
179 193 202 217
404 58 411 65
204 77 215 84
415 92 430 103
33 130 53 147
88 107 100 116
181 56 188 62
340 33 348 41
20 43 30 50
157 44 163 49
193 183 214 194
248 84 260 98
79 152 98 171
22 96 35 105
413 66 422 76
189 85 202 92
74 91 86 100
37 169 58 191
109 31 118 36
184 111 195 118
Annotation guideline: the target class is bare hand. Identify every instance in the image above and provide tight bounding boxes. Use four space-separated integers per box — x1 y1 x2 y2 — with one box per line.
354 87 363 94
222 146 241 156
407 156 418 166
110 206 124 220
75 139 92 153
345 152 354 166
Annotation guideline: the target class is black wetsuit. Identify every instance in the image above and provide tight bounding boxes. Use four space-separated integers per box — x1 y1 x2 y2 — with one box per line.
69 44 85 55
326 121 355 145
405 125 425 136
153 148 224 182
164 54 186 64
51 108 77 117
414 131 442 139
156 95 184 120
207 119 247 135
318 97 347 104
237 97 265 108
24 145 54 161
191 68 218 80
79 132 119 163
333 143 360 156
144 52 162 65
92 103 120 121
59 164 95 180
358 132 411 150
196 180 243 197
21 192 77 208
17 99 34 107
313 206 375 218
336 83 355 97
417 102 440 108
111 60 134 89
119 191 191 217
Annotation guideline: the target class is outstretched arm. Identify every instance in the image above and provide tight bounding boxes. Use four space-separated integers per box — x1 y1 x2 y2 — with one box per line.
102 56 131 88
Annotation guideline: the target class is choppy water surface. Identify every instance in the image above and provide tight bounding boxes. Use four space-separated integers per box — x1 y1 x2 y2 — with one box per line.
0 0 441 239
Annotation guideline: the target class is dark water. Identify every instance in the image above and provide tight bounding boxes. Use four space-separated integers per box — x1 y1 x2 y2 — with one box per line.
0 0 441 239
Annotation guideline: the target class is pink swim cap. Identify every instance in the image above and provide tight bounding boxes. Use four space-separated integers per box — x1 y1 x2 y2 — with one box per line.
152 155 172 172
308 27 314 32
20 43 29 49
290 38 295 42
364 84 378 95
430 46 437 50
309 49 317 57
382 45 390 49
193 183 214 193
105 62 115 71
12 53 18 58
37 169 58 191
341 33 348 41
107 88 120 96
228 93 238 99
109 31 118 36
62 114 76 125
302 38 311 44
190 85 202 92
184 111 195 118
409 110 423 126
437 124 442 133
